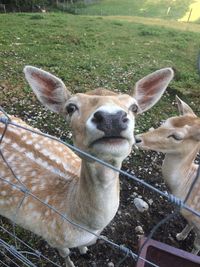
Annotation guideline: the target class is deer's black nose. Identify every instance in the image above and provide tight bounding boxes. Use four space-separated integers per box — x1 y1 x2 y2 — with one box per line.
92 110 128 136
135 136 142 144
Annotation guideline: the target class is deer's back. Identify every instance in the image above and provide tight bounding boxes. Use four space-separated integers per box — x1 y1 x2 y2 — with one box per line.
0 112 82 244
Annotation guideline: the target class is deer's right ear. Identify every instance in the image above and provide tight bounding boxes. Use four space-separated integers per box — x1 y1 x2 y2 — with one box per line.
134 68 174 113
176 95 196 117
24 66 71 113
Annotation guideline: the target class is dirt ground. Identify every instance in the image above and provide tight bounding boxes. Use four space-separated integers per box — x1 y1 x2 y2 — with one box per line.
0 87 198 267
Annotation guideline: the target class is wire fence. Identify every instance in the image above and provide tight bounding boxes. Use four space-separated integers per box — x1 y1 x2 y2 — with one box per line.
0 105 200 267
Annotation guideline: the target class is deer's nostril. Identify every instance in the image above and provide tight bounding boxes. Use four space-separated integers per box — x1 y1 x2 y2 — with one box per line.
123 117 128 123
93 111 104 123
135 137 142 144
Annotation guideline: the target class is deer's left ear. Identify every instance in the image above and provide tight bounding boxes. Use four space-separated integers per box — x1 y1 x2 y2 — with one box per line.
134 68 174 113
176 95 196 117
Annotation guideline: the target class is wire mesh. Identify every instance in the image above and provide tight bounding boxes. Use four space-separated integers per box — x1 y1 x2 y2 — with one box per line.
0 106 199 267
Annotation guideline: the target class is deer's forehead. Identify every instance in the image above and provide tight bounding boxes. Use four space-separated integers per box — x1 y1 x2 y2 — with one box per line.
166 116 198 128
69 93 135 109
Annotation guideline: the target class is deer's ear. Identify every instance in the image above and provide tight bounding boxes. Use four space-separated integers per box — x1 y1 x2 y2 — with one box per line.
24 66 71 113
176 95 196 117
134 68 174 113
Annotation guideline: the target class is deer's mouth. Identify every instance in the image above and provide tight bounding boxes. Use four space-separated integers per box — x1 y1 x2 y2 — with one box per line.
91 136 128 146
89 136 131 158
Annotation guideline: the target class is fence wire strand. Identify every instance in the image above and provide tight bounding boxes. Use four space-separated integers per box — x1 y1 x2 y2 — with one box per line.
0 225 62 267
0 239 35 267
0 258 10 267
0 250 21 267
0 106 199 267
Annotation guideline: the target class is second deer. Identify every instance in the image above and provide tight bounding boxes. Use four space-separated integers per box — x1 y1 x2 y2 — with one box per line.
136 96 200 254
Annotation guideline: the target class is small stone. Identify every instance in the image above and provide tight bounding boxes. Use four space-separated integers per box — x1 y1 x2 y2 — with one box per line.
148 199 153 205
117 210 122 215
133 198 149 212
108 262 114 267
135 225 144 234
131 192 137 197
137 234 144 240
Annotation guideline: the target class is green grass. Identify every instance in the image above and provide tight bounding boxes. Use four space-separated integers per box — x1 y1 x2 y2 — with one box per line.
64 0 197 20
0 12 200 132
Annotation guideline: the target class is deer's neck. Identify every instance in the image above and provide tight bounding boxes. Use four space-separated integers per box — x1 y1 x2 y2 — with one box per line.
162 149 199 198
69 160 120 230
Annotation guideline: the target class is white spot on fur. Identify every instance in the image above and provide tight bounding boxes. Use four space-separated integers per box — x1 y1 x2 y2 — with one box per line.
58 147 63 152
51 219 56 229
26 151 34 160
0 170 5 177
31 211 41 220
31 185 38 192
7 154 16 163
30 171 37 176
26 140 33 145
41 149 49 157
4 176 11 182
40 182 46 190
34 143 41 150
45 210 50 216
0 200 5 205
21 135 28 141
3 138 11 144
27 203 35 210
31 133 38 139
24 152 67 178
44 196 50 203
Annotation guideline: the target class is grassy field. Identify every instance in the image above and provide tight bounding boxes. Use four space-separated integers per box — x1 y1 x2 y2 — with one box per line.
0 13 200 121
65 0 200 21
1 13 200 87
0 11 200 266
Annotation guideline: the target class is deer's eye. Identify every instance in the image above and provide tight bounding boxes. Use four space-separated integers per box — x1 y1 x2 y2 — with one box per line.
130 104 138 113
167 134 182 141
66 104 78 115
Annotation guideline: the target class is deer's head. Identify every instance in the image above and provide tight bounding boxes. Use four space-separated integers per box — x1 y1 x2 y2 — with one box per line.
24 66 173 162
136 96 200 155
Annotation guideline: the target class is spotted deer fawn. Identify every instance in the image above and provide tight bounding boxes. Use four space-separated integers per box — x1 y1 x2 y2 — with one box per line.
136 96 200 254
0 66 173 266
